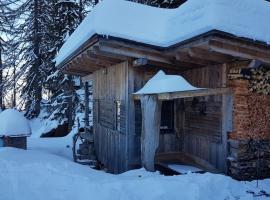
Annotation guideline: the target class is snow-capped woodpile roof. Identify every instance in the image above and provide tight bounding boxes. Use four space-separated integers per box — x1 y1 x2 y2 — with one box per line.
56 0 270 66
0 109 31 137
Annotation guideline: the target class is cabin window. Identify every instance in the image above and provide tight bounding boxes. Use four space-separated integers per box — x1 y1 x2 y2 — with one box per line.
160 100 174 133
98 100 115 129
135 101 142 135
116 100 121 131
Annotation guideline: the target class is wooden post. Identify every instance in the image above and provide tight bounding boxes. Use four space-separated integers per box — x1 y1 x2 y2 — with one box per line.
84 81 90 129
140 95 161 172
222 93 233 174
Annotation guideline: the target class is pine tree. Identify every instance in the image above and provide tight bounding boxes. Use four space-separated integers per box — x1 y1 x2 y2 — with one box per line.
16 0 50 117
0 0 22 109
44 0 97 131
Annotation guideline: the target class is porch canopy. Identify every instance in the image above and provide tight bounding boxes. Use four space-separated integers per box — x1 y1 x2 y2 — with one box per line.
133 71 230 171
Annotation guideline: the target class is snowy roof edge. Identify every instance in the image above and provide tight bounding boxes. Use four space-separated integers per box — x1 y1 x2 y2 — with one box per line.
56 0 270 68
56 30 270 69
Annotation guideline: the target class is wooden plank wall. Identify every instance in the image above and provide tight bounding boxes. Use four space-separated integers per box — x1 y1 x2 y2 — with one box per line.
180 65 227 172
93 62 128 173
130 65 228 172
92 63 229 173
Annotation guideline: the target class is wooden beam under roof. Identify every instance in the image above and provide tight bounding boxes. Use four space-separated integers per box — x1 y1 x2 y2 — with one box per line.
64 68 92 76
175 51 217 66
76 55 105 69
97 40 176 66
81 53 115 67
86 50 123 64
97 44 173 65
132 57 203 71
133 88 231 100
207 38 270 64
62 32 270 75
67 57 101 75
188 47 233 63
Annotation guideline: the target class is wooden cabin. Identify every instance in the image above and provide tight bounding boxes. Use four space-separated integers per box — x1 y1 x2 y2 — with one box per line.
0 109 31 150
56 0 270 180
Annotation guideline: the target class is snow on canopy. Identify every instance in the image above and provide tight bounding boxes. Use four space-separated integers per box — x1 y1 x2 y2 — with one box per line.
134 70 201 94
0 109 31 137
55 0 270 66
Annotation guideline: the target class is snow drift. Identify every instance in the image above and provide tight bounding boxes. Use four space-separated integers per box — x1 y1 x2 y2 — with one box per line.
1 147 270 200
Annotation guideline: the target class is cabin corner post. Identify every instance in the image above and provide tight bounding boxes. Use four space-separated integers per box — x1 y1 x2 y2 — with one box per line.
140 94 162 172
84 81 90 129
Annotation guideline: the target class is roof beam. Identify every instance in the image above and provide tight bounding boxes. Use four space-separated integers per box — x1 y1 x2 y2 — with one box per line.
175 51 216 66
76 55 104 70
86 50 122 64
188 47 233 63
64 67 93 76
81 53 115 67
133 88 231 100
208 39 270 64
97 41 176 65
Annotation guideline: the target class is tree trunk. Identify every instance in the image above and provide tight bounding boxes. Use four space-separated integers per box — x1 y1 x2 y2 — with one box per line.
140 95 161 171
12 64 16 107
33 0 42 117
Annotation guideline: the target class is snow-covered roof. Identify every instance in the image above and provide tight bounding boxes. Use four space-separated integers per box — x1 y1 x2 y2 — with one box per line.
134 70 201 94
55 0 270 66
0 109 31 137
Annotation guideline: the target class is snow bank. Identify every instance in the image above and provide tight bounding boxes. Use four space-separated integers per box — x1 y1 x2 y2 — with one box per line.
0 109 31 137
1 147 270 200
135 70 201 94
29 116 59 138
56 0 270 66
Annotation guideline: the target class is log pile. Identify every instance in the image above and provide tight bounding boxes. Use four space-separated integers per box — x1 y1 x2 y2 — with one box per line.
249 67 270 95
228 139 270 180
246 94 270 139
227 67 270 180
228 79 270 140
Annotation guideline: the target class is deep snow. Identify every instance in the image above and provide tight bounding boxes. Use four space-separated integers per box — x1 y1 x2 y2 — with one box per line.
0 115 270 200
56 0 270 66
1 128 270 200
1 146 270 200
0 109 31 137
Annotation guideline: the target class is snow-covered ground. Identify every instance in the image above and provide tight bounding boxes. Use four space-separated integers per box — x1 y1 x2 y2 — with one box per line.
0 137 269 200
0 117 270 200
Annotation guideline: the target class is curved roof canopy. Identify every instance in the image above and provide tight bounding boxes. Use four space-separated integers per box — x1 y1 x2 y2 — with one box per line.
135 70 201 94
0 109 31 137
55 0 270 67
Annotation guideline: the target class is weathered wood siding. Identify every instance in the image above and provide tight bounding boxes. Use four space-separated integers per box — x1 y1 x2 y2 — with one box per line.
130 65 231 172
0 136 27 149
92 62 231 173
93 62 129 173
179 65 229 172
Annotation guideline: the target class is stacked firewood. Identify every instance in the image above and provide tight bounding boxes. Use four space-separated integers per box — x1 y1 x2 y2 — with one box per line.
229 140 270 180
249 67 270 94
246 94 270 139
